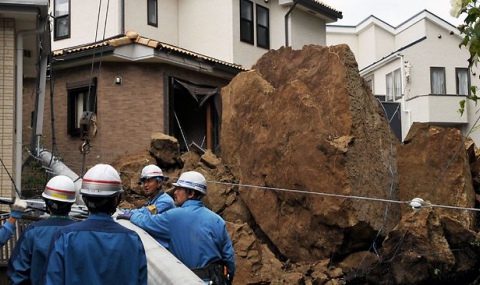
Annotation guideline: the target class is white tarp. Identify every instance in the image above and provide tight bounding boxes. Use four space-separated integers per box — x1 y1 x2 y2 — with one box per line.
114 211 204 285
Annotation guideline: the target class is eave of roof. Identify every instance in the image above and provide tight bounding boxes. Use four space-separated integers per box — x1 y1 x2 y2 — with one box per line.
52 31 247 73
299 0 343 20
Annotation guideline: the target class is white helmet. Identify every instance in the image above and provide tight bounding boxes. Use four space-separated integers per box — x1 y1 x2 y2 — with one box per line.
42 175 76 203
172 171 207 195
80 164 124 197
140 164 164 182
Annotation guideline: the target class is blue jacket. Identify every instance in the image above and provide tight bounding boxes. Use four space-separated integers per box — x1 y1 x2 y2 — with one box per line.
8 217 76 285
124 191 174 248
124 190 174 216
44 213 147 285
0 221 15 247
130 200 235 280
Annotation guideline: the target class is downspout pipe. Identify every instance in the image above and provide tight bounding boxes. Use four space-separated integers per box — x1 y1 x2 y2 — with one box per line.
284 0 299 47
396 53 411 142
15 18 47 197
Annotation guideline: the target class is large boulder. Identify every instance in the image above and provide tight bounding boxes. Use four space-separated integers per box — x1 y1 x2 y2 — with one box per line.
220 44 401 262
398 123 476 228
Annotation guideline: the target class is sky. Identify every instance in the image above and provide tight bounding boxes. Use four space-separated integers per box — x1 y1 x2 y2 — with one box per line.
320 0 465 27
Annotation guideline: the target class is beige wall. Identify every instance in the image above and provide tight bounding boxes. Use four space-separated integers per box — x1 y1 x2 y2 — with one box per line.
0 19 15 200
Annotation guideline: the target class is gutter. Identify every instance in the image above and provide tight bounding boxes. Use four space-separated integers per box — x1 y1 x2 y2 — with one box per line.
284 0 299 47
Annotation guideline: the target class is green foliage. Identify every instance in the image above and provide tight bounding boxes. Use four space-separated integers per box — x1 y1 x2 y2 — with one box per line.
453 0 480 115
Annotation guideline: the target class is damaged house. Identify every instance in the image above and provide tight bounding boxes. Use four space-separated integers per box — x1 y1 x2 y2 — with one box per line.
18 0 342 177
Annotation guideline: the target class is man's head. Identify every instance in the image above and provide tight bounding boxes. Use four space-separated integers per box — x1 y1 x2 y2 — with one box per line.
80 164 124 214
172 171 206 206
42 175 76 215
139 165 164 197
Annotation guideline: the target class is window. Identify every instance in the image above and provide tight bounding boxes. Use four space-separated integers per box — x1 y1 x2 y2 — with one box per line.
364 75 374 93
430 67 446 94
240 1 270 48
54 0 70 40
148 0 158 27
386 73 393 101
386 69 402 101
456 68 470 96
256 5 270 49
393 68 402 99
240 0 254 44
66 78 97 136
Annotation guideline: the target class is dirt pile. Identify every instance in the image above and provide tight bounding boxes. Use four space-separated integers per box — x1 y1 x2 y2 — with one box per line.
112 45 480 284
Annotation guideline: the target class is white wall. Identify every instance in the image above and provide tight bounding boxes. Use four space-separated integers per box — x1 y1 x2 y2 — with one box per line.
51 0 122 51
178 0 233 64
326 30 358 55
126 0 179 45
290 9 326 50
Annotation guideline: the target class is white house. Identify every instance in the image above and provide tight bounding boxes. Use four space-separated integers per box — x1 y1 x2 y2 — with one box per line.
50 0 342 69
327 10 480 145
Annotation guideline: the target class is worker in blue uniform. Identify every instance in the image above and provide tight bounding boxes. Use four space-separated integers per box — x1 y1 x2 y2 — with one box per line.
8 175 77 285
0 198 27 246
121 171 235 285
123 164 174 216
44 164 147 285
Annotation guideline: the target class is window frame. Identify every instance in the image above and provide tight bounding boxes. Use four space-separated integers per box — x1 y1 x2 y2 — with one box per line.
66 78 97 137
147 0 158 27
54 0 70 40
240 0 254 45
256 4 270 49
430 67 446 95
455 67 470 96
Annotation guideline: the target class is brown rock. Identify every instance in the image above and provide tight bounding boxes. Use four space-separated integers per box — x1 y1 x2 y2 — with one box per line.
220 44 400 262
380 209 455 284
398 123 476 228
150 133 181 166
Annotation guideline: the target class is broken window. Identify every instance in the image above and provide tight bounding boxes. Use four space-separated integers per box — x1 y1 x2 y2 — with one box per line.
54 0 70 40
66 78 97 137
168 78 221 154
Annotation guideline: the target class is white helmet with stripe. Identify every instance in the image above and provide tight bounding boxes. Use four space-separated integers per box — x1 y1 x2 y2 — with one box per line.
80 164 124 197
140 164 164 182
172 171 207 195
42 175 76 203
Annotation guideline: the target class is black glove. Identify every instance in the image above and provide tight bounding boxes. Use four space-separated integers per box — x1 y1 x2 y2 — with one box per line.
116 213 132 220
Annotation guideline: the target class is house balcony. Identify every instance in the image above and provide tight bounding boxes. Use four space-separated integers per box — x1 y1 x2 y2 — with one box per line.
407 94 469 125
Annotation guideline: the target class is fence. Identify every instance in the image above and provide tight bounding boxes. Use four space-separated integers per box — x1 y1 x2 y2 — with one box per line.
0 213 42 284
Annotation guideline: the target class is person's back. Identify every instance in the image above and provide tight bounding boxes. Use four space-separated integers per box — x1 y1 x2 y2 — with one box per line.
46 212 146 284
44 164 147 285
9 218 76 284
8 175 77 285
160 200 233 270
